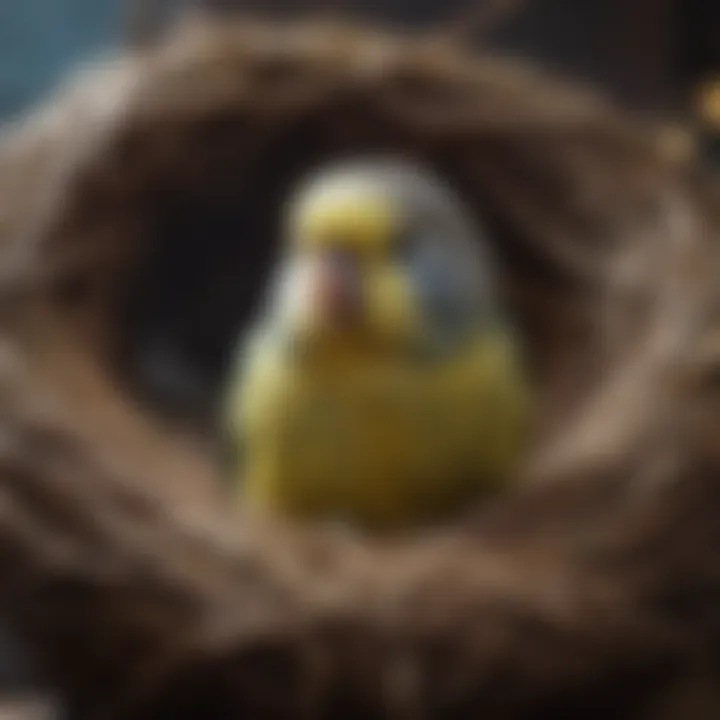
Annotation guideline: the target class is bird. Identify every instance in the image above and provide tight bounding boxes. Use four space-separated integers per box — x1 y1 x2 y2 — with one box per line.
222 157 529 531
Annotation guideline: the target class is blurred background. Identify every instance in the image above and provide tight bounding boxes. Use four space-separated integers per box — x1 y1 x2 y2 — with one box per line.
1 0 720 161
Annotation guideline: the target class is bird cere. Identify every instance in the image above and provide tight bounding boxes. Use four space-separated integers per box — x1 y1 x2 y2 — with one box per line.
224 158 529 530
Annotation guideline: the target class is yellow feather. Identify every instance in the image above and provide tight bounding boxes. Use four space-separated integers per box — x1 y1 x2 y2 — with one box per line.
228 327 528 529
291 191 402 254
227 164 529 530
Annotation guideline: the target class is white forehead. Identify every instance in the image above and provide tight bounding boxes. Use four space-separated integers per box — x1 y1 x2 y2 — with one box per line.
289 157 473 222
286 157 498 307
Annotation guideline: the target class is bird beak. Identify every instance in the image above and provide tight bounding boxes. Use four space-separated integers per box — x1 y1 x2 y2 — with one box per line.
308 250 361 325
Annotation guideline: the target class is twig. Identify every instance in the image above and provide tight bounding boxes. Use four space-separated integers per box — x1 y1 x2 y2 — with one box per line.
441 0 529 44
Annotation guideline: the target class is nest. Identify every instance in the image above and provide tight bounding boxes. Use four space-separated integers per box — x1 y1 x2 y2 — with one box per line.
1 16 720 719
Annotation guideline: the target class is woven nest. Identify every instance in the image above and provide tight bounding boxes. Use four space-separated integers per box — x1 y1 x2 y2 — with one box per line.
1 16 720 719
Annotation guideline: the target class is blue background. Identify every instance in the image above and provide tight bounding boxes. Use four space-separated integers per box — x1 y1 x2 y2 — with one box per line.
0 0 121 119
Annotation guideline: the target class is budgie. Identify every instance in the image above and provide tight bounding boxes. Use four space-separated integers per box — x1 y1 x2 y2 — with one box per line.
223 158 529 530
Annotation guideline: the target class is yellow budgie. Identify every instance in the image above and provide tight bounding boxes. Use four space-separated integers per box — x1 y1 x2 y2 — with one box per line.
223 158 529 530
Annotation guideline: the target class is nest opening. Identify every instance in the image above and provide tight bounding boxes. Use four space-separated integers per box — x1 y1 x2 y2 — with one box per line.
110 112 535 439
18 19 680 493
4 18 689 516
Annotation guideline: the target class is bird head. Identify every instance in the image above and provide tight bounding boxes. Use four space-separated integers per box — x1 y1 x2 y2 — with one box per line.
265 158 497 359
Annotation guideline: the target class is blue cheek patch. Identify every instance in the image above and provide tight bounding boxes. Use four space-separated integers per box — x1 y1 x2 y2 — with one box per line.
406 243 472 344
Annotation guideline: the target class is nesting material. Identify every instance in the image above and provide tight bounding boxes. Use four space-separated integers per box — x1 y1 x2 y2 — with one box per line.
0 17 718 718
